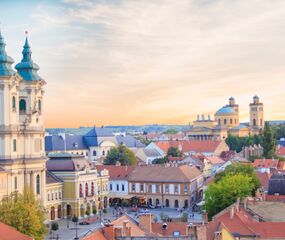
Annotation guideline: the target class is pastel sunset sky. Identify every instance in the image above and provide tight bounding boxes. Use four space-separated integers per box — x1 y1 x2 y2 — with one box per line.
1 0 285 127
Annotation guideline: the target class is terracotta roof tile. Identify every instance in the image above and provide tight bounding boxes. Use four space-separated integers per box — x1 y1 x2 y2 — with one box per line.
252 159 279 169
129 165 202 183
0 222 33 240
151 222 187 237
277 146 285 156
206 156 225 165
96 165 134 180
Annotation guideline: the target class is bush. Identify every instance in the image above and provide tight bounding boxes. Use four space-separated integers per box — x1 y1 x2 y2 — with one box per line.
103 208 107 214
51 222 59 231
72 216 78 223
92 208 97 215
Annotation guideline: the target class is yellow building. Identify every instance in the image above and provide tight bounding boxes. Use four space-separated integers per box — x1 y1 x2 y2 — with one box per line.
46 154 109 219
187 96 264 141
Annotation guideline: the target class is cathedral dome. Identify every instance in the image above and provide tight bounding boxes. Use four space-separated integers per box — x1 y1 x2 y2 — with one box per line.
215 106 235 116
0 30 16 76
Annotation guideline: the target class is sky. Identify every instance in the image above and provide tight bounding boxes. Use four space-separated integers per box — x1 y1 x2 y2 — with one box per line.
1 0 285 127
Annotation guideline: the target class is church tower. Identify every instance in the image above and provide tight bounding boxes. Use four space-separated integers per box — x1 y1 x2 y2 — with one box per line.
249 95 264 134
226 96 239 126
0 30 46 206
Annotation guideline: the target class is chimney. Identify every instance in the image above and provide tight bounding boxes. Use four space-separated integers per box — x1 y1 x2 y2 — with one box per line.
229 207 235 220
244 197 248 210
236 198 240 212
139 213 153 233
196 224 207 240
202 211 208 223
122 220 129 236
114 226 123 238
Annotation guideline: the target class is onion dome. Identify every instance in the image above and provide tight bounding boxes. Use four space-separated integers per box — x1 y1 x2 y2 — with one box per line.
15 33 42 81
215 106 235 116
0 30 16 76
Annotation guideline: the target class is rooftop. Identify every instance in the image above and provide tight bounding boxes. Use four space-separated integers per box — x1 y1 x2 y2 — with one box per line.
96 165 134 180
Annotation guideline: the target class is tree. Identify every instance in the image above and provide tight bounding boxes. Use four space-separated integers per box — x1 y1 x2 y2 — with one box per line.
214 163 260 192
261 122 276 158
104 145 137 166
167 146 183 158
203 174 255 219
0 188 46 240
51 222 59 239
152 157 168 164
163 128 178 134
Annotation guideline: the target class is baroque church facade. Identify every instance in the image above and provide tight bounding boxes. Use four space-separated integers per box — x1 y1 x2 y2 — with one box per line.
187 96 264 141
0 30 46 205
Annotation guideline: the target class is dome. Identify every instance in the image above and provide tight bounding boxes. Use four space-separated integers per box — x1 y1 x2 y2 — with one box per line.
229 97 234 101
253 95 259 99
215 106 235 116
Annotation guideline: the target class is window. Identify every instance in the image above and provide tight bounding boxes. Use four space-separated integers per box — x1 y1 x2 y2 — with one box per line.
148 184 152 193
19 99 26 113
47 193 50 201
85 183 89 197
102 150 105 156
165 184 169 193
110 184 113 191
12 96 16 110
140 184 144 192
14 176 17 190
156 184 160 193
122 184 125 191
52 193 54 200
13 139 17 152
59 192 61 199
79 184 83 197
93 150 96 156
38 100 41 112
218 119 221 125
260 119 263 126
184 185 188 193
116 184 119 191
224 119 227 125
253 119 256 126
174 185 179 193
91 182 94 196
132 183 135 192
230 119 233 124
55 192 58 200
36 175 40 195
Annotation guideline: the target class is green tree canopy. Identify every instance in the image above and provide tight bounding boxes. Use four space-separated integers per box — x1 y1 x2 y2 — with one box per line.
261 122 276 158
203 174 255 219
0 188 46 240
214 163 260 191
225 135 262 153
167 146 183 158
163 128 179 134
104 145 137 166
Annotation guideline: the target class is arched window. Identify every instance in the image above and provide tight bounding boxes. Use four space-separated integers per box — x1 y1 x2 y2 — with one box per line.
85 183 89 197
12 96 16 110
102 150 105 156
230 119 233 124
91 182 94 196
13 139 17 152
79 184 83 198
47 193 50 201
36 174 40 195
224 119 227 125
93 150 96 156
19 99 26 114
253 119 256 126
14 176 17 190
218 119 221 125
38 100 41 112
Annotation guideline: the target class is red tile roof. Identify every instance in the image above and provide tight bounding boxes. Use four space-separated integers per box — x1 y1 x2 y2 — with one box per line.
277 146 285 156
0 222 33 240
82 230 107 240
252 159 279 169
155 140 224 153
206 156 225 165
151 222 187 237
207 206 285 239
256 172 271 190
96 165 134 180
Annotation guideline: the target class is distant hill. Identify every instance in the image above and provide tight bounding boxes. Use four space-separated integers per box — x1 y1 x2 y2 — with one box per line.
46 124 189 135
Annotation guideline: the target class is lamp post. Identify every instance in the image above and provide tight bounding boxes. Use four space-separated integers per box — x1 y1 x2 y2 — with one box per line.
74 198 79 240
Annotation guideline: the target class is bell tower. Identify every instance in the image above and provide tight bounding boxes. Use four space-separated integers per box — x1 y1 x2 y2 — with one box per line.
249 95 264 134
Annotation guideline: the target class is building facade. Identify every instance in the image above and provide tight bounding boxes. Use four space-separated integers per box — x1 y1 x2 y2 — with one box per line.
46 154 109 219
187 96 264 141
128 165 203 209
0 30 46 204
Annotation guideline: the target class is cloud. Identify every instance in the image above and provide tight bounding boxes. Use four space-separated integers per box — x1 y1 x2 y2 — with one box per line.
27 0 285 127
